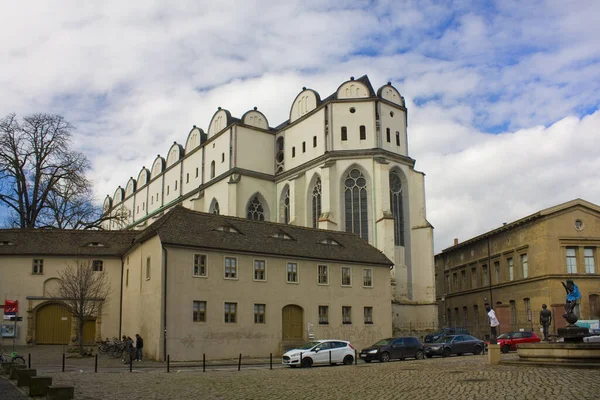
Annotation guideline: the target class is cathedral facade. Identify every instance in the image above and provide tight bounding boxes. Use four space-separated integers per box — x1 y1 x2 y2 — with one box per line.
103 75 437 331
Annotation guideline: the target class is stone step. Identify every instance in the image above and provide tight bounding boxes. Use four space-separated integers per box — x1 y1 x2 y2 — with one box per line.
46 384 75 400
29 376 53 397
9 364 27 380
16 368 36 387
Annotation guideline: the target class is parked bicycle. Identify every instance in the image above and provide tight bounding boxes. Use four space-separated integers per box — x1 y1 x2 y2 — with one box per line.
98 337 127 358
0 346 25 364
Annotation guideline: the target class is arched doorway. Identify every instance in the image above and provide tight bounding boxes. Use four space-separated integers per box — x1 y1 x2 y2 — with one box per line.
35 303 72 344
282 305 303 341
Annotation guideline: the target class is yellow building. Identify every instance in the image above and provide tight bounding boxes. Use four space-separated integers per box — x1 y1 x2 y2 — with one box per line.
434 199 600 340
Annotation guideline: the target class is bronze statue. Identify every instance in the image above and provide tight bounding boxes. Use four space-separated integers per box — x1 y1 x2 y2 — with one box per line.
561 279 581 325
539 304 552 341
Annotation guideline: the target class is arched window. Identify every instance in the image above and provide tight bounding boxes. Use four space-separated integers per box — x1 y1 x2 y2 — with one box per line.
247 196 265 221
389 172 404 246
210 161 216 178
312 178 322 228
281 186 290 224
210 199 220 215
276 137 284 173
344 169 368 240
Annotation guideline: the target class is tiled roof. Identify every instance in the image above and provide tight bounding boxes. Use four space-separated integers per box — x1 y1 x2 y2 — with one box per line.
0 229 138 256
135 206 393 266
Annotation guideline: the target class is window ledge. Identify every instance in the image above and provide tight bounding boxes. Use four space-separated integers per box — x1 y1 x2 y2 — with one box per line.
319 322 329 325
364 321 374 325
192 275 208 278
342 321 352 325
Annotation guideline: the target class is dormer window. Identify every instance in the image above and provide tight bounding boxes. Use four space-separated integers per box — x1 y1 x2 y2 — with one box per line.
0 241 14 246
270 232 293 240
215 225 240 234
86 242 106 247
319 238 340 246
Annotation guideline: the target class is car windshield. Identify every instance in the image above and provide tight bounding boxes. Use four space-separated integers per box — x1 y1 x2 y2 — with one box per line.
297 341 322 350
434 336 454 343
373 339 393 346
497 333 512 339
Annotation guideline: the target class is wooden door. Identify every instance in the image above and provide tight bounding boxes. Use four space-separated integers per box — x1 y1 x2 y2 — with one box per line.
82 320 96 344
36 303 72 344
282 305 303 340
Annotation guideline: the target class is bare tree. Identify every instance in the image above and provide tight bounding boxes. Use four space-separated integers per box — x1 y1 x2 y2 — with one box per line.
53 260 111 356
0 113 123 229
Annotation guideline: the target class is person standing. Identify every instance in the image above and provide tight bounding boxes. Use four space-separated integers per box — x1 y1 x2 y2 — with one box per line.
485 303 500 344
135 334 144 361
539 304 552 341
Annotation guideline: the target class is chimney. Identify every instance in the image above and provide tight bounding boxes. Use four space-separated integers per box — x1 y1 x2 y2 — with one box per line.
453 238 458 246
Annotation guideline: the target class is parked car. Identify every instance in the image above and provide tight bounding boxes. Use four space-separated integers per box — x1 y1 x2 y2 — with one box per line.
359 336 425 363
495 331 541 353
424 335 484 358
424 327 470 343
282 340 355 368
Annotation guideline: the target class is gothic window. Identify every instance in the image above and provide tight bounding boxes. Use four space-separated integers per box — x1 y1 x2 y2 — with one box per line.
389 171 405 246
341 127 347 141
359 125 366 140
247 196 265 221
281 186 290 224
210 161 215 178
312 178 322 229
276 137 284 173
344 169 368 240
210 200 220 215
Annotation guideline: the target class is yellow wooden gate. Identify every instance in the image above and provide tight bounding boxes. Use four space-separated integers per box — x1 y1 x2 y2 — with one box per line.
82 320 96 344
36 303 72 344
282 305 303 340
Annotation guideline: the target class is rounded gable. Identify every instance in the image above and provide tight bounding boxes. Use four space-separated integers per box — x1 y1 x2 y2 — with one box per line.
125 177 137 197
113 187 124 203
336 78 370 99
137 167 150 186
208 108 233 138
151 155 166 179
103 196 112 212
290 88 321 123
242 108 269 130
377 82 405 106
166 142 184 167
185 126 205 152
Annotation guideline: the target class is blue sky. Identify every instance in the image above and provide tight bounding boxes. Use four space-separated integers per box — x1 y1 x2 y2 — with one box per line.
1 0 599 251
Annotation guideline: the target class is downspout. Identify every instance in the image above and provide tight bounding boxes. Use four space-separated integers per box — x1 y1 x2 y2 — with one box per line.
371 157 378 248
162 245 168 362
119 259 124 338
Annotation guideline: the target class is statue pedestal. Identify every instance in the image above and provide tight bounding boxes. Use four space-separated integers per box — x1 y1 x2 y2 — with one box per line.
557 326 589 343
488 344 501 365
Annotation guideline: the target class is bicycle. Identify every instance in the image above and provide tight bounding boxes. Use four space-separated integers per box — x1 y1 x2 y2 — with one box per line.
0 346 25 364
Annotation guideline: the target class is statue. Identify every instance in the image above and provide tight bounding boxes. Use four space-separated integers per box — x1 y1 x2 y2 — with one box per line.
561 279 581 325
539 304 552 341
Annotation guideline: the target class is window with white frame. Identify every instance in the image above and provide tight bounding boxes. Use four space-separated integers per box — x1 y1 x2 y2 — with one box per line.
287 262 298 283
521 254 528 278
224 302 237 323
317 265 328 284
224 257 237 279
584 248 595 273
254 260 266 281
342 306 352 324
32 259 44 274
341 267 351 286
524 298 532 322
194 254 207 277
364 307 373 324
319 306 329 324
363 268 373 287
482 265 489 286
193 301 206 322
566 247 577 273
254 304 266 324
508 258 514 281
92 260 103 272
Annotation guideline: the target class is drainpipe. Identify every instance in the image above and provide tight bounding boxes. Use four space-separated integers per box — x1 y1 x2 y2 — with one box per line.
119 259 124 338
487 236 494 307
162 245 168 362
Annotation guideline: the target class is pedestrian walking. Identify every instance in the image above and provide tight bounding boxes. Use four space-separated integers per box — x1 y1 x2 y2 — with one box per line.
135 334 144 361
485 303 500 344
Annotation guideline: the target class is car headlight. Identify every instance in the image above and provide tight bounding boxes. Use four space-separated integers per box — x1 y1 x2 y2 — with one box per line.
430 346 441 350
368 349 378 354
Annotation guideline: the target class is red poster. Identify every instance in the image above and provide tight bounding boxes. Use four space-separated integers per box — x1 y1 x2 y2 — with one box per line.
4 300 18 314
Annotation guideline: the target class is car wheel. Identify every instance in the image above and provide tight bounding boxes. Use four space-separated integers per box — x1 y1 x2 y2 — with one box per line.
502 345 510 354
301 357 313 368
290 365 297 368
364 360 371 363
415 350 424 360
442 348 452 358
473 345 482 355
379 352 390 362
343 355 354 365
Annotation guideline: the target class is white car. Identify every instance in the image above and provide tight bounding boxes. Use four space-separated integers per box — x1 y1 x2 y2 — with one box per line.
282 339 356 367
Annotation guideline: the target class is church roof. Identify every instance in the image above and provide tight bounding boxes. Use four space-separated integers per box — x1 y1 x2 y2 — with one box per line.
134 206 393 266
0 229 138 256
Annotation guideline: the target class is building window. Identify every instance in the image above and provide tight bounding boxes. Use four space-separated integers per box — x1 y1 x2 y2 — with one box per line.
292 147 296 157
473 305 479 327
445 274 450 293
510 300 517 325
195 167 199 178
590 294 600 319
281 186 290 224
363 268 373 287
364 307 373 324
312 177 322 228
566 247 577 273
302 141 306 153
175 181 178 190
359 125 366 140
319 306 329 324
32 259 44 274
521 254 528 278
584 248 595 273
453 273 458 291
167 186 170 195
482 265 489 286
508 258 514 281
341 126 347 141
211 201 220 215
92 260 103 272
126 269 129 287
254 260 266 281
454 308 459 325
136 206 139 214
276 137 284 173
287 262 298 283
494 261 500 283
224 303 237 323
463 306 468 326
471 267 477 288
254 304 266 324
342 306 352 324
395 131 400 146
341 267 352 286
524 298 532 322
318 265 328 284
186 173 189 183
224 257 237 279
389 172 404 246
313 136 317 147
146 257 151 280
193 301 206 322
193 254 207 277
222 152 225 162
210 161 215 178
247 196 265 221
151 196 154 205
386 128 390 142
461 270 466 289
447 308 452 326
344 169 369 240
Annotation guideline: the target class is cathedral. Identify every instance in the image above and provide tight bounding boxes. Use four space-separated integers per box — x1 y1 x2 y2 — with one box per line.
103 75 437 332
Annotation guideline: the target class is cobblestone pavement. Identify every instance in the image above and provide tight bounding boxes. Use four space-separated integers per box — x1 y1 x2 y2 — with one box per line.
0 377 27 400
38 354 599 400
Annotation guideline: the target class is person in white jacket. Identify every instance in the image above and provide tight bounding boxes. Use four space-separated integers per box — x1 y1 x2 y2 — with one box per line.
485 303 500 344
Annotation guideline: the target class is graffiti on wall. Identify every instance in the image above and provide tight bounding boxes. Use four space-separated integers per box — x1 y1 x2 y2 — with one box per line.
320 325 382 344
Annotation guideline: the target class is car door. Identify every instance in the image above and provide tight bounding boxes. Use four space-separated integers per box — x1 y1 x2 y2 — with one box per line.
330 341 349 363
391 338 405 359
452 336 465 353
404 338 417 358
312 342 331 365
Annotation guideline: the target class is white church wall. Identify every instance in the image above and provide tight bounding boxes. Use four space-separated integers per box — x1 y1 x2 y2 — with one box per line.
134 185 148 221
330 102 376 152
204 129 231 183
283 108 325 171
379 102 407 156
234 176 274 221
181 148 203 195
163 162 182 206
236 126 274 175
147 175 164 215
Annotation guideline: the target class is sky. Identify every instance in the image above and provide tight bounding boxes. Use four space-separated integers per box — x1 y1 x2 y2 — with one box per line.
1 0 599 252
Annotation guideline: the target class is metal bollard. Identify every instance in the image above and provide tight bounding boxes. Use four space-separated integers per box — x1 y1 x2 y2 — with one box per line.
238 354 241 371
203 353 206 372
129 354 132 372
329 350 332 365
62 353 65 372
354 350 357 365
28 353 31 369
95 354 98 373
270 353 272 370
167 354 170 373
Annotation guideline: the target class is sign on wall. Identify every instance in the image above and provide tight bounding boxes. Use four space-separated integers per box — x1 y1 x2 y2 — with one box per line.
1 324 16 338
4 300 18 315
